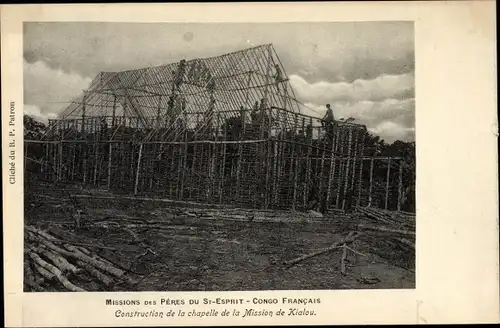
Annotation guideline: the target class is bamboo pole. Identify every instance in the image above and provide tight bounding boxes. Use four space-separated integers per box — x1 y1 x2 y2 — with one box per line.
219 120 227 204
261 45 274 208
336 159 344 208
273 139 279 205
292 142 299 211
397 159 404 211
236 119 243 197
304 117 313 207
190 143 197 199
111 94 117 127
356 132 366 206
107 143 113 190
368 157 374 207
179 127 188 200
342 128 353 210
207 143 216 202
93 136 99 187
318 140 327 209
134 143 143 196
52 143 57 183
58 141 63 181
264 127 273 208
334 126 345 208
262 44 274 105
156 95 162 128
385 158 392 210
82 95 88 185
81 91 87 134
41 142 47 175
326 127 340 209
71 144 76 181
350 130 358 191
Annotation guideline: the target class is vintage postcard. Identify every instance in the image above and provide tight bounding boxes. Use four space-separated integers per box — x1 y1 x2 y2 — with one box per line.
2 1 498 326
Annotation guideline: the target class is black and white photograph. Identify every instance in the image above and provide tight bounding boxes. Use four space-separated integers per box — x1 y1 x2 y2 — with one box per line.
23 21 416 292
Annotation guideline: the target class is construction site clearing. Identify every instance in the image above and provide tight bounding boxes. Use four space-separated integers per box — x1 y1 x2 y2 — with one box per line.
23 44 415 292
24 184 415 292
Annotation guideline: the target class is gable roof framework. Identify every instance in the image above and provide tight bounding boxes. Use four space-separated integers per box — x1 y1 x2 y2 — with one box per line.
48 44 314 141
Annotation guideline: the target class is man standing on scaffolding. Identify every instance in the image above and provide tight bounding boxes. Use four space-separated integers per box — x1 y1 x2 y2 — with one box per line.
322 104 336 137
273 64 284 83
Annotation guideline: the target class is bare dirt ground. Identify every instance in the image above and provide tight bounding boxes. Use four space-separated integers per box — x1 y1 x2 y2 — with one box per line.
24 184 415 292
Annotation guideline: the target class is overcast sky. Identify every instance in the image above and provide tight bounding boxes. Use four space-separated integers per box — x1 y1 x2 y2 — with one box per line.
24 22 414 143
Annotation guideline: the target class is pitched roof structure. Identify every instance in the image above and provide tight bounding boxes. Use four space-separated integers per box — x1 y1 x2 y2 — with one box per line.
56 44 304 136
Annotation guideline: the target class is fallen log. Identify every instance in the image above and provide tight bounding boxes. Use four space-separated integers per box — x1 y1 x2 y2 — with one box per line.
356 207 397 226
283 232 361 267
64 244 128 280
27 233 127 280
364 207 415 227
76 246 91 255
75 246 125 270
26 226 57 241
346 245 367 257
29 252 85 292
122 227 158 256
33 261 55 281
357 224 415 237
75 260 114 286
35 246 81 275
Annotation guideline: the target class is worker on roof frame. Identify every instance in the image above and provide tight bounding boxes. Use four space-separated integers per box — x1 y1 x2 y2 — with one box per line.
273 64 284 83
322 103 336 137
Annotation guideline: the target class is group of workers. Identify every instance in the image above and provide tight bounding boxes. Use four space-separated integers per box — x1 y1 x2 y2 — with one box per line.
173 59 217 92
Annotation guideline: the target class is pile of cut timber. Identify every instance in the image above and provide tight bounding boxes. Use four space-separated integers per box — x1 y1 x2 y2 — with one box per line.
24 225 136 292
355 206 415 252
356 206 415 229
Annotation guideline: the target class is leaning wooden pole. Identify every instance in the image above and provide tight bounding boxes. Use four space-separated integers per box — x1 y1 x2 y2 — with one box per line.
385 158 392 210
134 143 143 196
